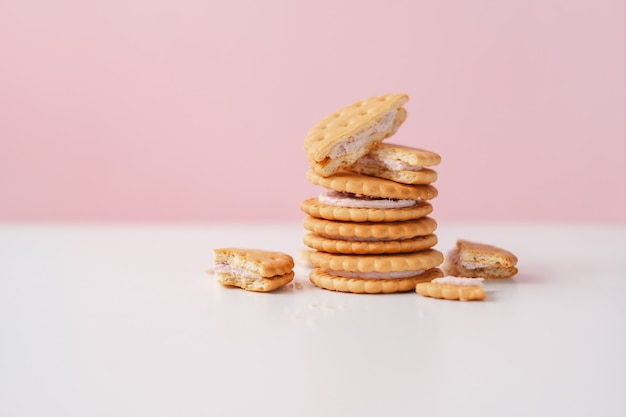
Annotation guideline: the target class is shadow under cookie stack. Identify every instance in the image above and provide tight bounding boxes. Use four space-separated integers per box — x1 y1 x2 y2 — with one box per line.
301 93 445 294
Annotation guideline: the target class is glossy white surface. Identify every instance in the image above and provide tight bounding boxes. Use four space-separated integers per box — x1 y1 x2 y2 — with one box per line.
1 222 625 417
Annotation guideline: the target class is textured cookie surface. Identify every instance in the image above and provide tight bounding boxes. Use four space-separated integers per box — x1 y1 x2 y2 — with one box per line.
217 271 294 292
304 233 437 254
308 249 444 272
443 240 518 279
310 267 443 294
415 278 486 301
301 198 433 222
213 248 294 277
351 165 438 185
362 143 441 166
351 143 441 184
305 94 409 177
307 170 438 201
303 216 438 240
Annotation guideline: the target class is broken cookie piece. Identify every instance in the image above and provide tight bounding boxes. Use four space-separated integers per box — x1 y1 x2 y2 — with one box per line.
416 276 486 301
213 248 294 292
443 240 518 279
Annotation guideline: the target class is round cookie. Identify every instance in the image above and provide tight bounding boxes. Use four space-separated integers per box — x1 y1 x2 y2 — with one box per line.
310 267 443 294
308 249 444 273
303 233 438 254
306 170 438 201
302 216 438 241
301 198 433 222
304 94 409 177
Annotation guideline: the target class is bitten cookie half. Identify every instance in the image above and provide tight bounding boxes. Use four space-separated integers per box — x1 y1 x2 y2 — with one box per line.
304 94 409 177
213 248 294 292
443 240 518 279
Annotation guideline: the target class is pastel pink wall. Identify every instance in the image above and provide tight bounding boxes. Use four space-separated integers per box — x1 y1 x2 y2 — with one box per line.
1 0 624 222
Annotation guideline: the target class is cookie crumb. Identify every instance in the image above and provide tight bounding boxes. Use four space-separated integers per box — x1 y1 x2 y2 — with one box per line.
290 311 304 321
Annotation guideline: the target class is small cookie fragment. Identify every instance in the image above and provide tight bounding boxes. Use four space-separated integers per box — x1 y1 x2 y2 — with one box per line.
213 248 294 292
416 277 486 301
443 240 518 279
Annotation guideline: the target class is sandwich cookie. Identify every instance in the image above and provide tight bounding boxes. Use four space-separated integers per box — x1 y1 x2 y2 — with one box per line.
302 216 438 254
303 233 438 254
304 94 409 177
443 240 518 279
351 143 441 185
213 248 294 292
303 216 438 241
301 170 437 222
308 249 444 294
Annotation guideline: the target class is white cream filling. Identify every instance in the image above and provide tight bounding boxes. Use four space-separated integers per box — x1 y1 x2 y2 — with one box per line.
214 262 261 279
461 261 492 270
329 110 397 158
432 277 484 286
318 190 417 209
358 154 423 172
327 270 424 279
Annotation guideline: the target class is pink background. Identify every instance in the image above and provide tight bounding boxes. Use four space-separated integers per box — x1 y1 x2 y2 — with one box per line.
1 0 624 222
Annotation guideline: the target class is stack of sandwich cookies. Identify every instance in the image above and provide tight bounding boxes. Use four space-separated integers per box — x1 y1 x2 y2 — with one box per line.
301 93 444 294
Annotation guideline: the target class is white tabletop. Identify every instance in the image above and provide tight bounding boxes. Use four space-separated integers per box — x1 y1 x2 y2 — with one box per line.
1 222 625 417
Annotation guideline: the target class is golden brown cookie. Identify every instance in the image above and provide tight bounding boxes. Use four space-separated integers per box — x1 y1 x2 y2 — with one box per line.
306 170 438 201
305 94 409 177
443 240 518 279
303 233 438 254
302 216 438 241
213 248 294 292
308 249 444 273
351 143 441 184
310 267 443 294
415 277 486 301
301 198 433 222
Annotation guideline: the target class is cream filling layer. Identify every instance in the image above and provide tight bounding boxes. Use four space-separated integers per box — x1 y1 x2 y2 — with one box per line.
432 277 484 286
460 261 492 270
357 154 423 172
327 269 425 279
318 190 417 209
214 262 261 279
329 110 397 158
